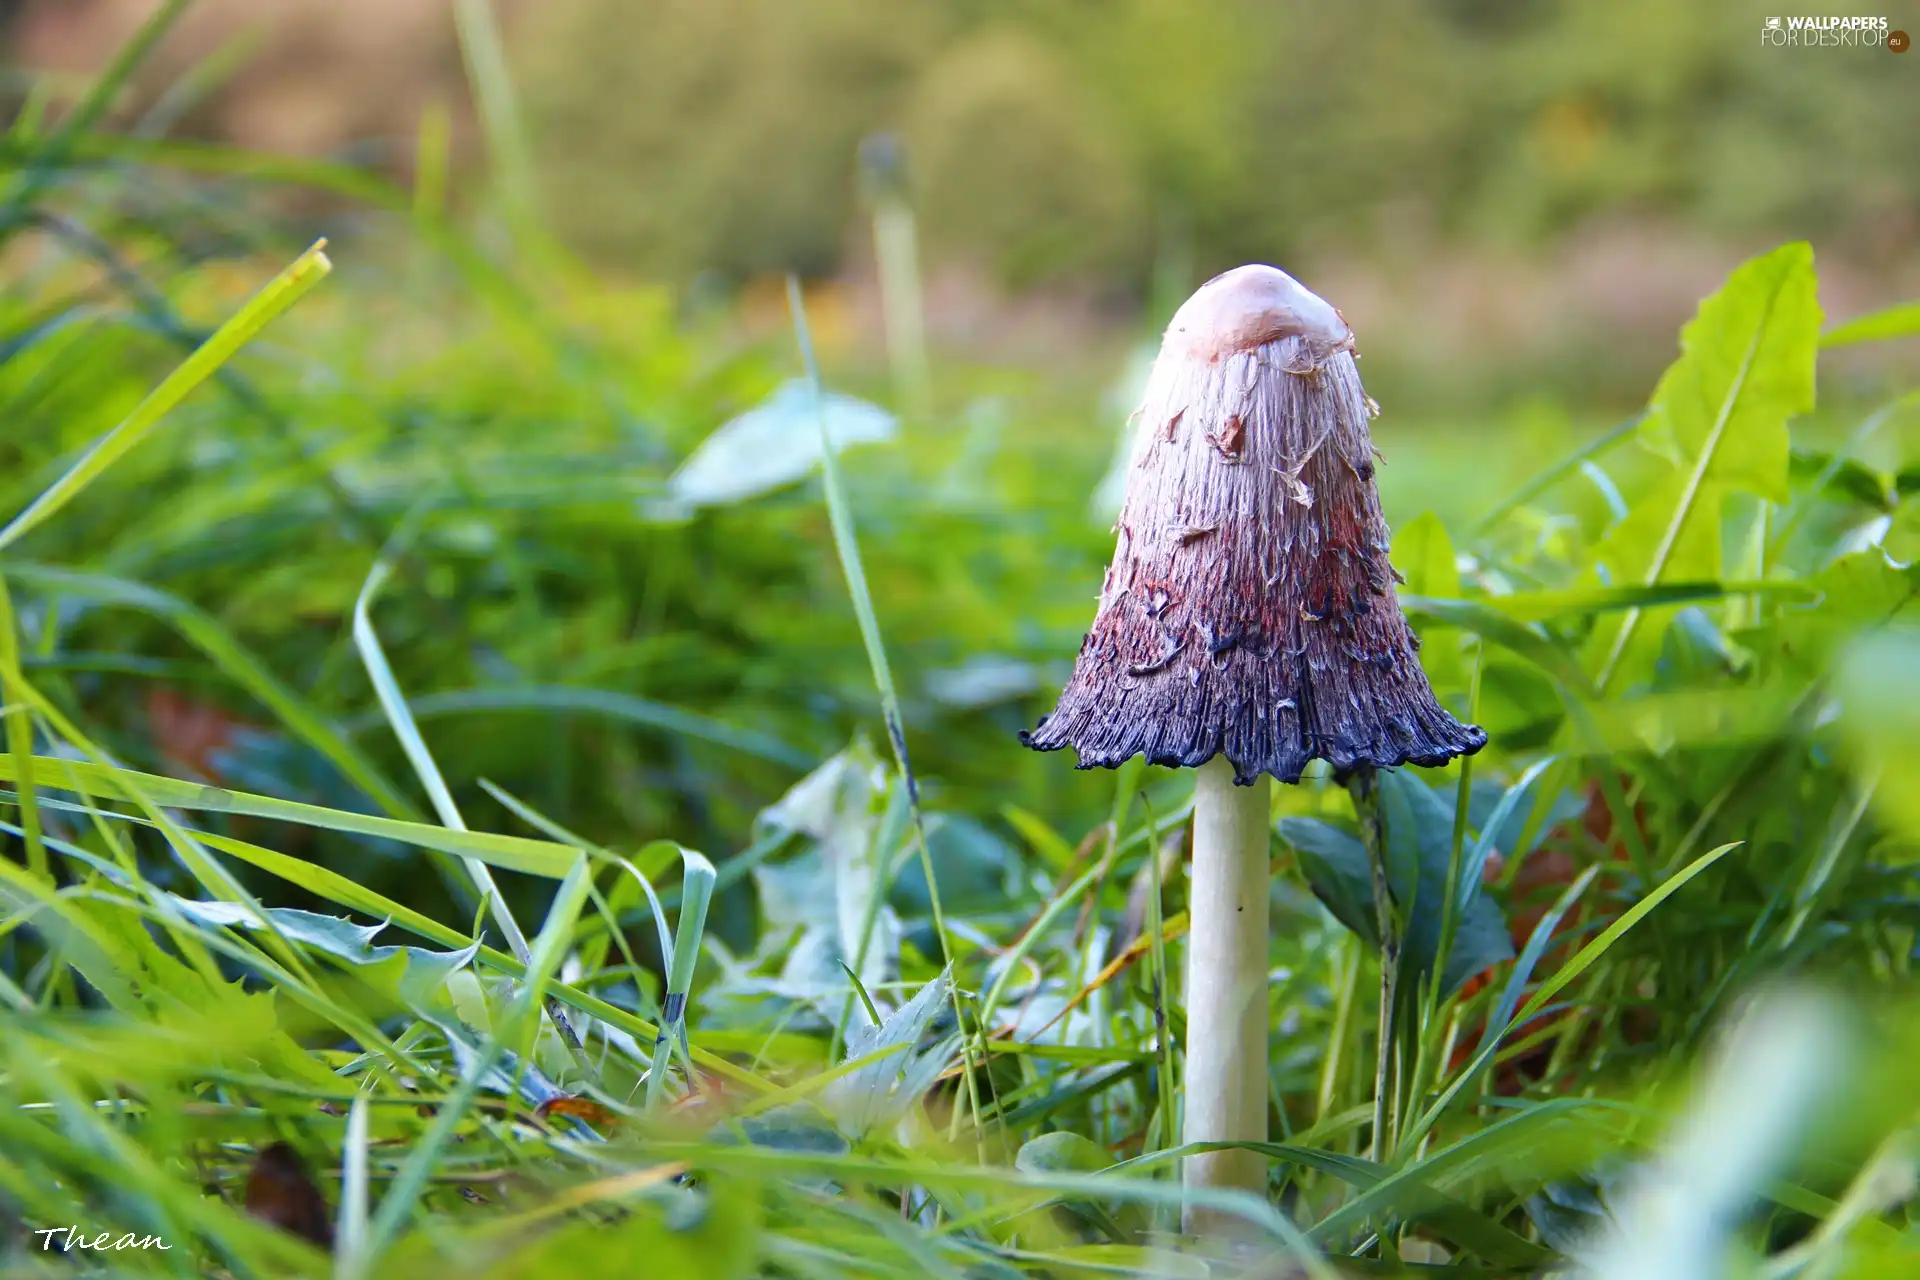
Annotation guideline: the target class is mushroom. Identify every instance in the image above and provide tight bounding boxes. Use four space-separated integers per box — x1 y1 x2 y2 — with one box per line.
1022 264 1485 1231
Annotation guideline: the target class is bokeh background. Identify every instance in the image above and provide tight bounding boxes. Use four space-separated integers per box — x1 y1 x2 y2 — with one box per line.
12 0 1919 407
0 0 1914 920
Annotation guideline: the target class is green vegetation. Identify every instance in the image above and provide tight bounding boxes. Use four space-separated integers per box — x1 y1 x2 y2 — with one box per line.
3 10 1920 1279
519 0 1920 286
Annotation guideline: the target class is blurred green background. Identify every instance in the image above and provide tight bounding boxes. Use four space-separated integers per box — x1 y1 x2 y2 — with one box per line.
12 0 1919 409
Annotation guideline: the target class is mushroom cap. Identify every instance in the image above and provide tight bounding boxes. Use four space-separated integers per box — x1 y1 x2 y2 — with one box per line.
1022 264 1485 785
1164 264 1352 362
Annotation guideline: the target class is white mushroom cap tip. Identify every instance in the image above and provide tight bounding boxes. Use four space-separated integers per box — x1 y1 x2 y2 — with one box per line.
1163 264 1353 362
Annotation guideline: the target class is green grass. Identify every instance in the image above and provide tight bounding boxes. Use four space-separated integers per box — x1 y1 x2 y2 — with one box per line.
3 19 1920 1280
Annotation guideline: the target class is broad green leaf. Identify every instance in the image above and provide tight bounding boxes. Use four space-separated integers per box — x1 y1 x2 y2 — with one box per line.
1280 816 1377 943
1582 474 1727 689
1588 473 1726 588
1394 512 1466 692
1643 241 1820 503
1589 244 1821 690
1278 771 1515 996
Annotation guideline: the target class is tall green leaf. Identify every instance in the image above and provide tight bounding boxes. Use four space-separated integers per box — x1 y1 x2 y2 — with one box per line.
1592 243 1821 689
1643 241 1820 503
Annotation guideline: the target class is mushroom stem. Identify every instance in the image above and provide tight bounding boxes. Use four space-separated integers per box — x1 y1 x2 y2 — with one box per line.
1348 764 1399 1165
1183 755 1271 1233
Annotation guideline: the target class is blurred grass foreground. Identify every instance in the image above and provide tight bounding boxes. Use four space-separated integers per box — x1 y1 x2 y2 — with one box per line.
1 2 1919 1277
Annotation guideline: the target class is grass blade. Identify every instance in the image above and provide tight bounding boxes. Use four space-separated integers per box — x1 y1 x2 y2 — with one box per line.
1 563 419 819
333 1095 371 1280
646 848 715 1108
0 241 333 553
1513 842 1744 1027
354 555 531 963
1398 865 1600 1156
0 753 577 876
785 275 987 1145
0 578 45 880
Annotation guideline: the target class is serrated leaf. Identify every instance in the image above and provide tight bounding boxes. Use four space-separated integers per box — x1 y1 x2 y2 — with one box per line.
749 742 900 1001
1643 241 1820 503
169 898 481 1010
823 966 952 1139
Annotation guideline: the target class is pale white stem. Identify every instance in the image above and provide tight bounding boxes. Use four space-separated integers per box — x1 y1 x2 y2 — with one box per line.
1183 755 1272 1234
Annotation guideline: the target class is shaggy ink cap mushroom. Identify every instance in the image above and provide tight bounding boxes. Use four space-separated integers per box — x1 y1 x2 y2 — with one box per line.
1023 264 1486 784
